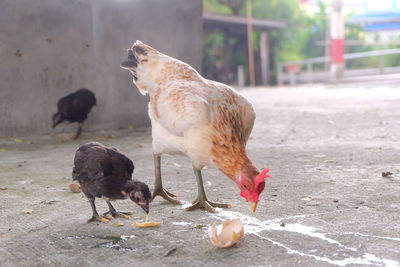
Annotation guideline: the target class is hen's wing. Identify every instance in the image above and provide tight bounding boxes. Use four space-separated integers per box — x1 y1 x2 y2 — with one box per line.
151 81 255 143
234 95 256 144
150 83 210 137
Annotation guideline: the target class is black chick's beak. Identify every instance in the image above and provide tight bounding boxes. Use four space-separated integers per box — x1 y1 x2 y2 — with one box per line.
52 114 60 129
120 49 137 69
139 202 149 214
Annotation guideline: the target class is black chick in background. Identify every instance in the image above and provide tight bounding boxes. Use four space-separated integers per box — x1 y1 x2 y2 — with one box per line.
52 88 96 139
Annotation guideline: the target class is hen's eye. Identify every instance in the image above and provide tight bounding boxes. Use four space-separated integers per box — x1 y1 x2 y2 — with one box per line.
243 185 247 189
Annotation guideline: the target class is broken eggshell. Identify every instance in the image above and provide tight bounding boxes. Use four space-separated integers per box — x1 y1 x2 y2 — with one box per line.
210 218 244 248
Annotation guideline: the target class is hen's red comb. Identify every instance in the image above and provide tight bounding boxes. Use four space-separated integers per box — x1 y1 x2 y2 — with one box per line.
254 168 270 188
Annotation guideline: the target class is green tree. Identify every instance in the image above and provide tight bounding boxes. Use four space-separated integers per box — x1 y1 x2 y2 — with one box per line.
203 0 310 84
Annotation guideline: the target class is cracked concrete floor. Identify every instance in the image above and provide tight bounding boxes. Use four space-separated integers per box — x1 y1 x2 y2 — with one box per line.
1 84 400 267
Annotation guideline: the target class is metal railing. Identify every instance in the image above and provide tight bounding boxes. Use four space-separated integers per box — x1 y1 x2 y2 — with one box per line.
277 48 400 85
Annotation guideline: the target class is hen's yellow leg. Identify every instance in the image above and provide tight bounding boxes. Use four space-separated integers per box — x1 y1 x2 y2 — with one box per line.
151 154 181 205
184 167 232 213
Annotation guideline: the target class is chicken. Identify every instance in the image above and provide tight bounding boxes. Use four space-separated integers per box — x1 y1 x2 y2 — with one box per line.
52 88 96 139
72 142 151 223
120 41 270 213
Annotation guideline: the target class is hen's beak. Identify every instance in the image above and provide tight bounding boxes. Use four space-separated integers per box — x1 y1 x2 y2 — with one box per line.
248 202 257 213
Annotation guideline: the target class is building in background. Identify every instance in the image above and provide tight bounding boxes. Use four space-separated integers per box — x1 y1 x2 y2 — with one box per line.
0 0 203 138
349 0 400 42
303 0 400 41
277 0 400 85
203 12 284 86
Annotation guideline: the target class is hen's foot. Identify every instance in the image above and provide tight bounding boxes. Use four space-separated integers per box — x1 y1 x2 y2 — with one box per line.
103 211 133 219
184 199 232 213
151 187 181 205
87 215 109 223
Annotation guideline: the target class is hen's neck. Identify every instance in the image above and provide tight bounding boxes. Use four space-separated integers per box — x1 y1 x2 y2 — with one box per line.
212 148 259 181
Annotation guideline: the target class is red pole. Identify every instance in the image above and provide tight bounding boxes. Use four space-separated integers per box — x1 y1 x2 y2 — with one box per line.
330 0 344 81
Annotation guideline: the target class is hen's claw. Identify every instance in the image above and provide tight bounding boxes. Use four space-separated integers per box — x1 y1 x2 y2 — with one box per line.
205 201 232 209
186 167 232 213
151 187 181 205
164 189 177 198
151 154 181 205
184 199 231 213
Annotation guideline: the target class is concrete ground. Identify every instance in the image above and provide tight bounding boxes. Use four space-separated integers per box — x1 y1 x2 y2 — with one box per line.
1 83 400 267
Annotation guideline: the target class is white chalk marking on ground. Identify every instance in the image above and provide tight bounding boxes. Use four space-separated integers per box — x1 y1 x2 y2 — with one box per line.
120 235 136 240
172 222 193 226
254 233 399 267
265 208 355 223
213 209 353 249
210 209 400 267
180 200 192 210
340 232 400 242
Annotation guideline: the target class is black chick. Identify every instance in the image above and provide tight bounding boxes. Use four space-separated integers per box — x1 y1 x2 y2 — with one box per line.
52 88 96 139
72 142 151 223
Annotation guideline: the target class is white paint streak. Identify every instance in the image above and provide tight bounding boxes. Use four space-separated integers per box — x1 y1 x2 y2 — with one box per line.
210 209 400 267
213 209 352 249
265 208 354 224
255 233 399 267
340 232 400 242
172 221 193 226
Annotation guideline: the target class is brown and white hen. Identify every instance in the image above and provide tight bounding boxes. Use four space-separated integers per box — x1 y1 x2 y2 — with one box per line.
121 41 270 213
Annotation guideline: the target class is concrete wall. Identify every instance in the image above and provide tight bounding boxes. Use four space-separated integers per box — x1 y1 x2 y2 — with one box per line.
0 0 203 137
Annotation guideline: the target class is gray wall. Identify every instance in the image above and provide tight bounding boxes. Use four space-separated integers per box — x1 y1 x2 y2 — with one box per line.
0 0 202 137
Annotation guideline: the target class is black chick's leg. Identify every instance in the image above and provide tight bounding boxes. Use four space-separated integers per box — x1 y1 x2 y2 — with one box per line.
87 199 109 223
184 167 232 213
103 201 133 219
150 154 181 204
73 123 82 140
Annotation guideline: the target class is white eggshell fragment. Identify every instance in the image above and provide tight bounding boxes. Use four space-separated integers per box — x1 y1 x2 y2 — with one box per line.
210 218 244 248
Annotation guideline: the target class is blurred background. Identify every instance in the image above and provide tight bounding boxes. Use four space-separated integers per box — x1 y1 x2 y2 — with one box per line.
203 0 400 86
1 0 399 138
